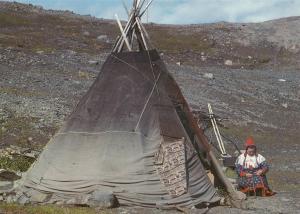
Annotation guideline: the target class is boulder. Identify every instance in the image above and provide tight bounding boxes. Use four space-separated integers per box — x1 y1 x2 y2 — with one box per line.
83 31 90 36
88 60 98 65
87 191 118 208
0 181 14 192
224 59 233 66
17 194 30 205
97 35 109 42
0 169 21 181
6 195 16 203
203 73 214 79
201 55 207 61
26 189 51 203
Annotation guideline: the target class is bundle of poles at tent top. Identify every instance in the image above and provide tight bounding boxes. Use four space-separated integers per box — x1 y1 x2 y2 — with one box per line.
112 0 153 52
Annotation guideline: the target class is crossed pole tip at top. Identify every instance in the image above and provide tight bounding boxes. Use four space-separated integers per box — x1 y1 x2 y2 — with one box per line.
112 0 154 52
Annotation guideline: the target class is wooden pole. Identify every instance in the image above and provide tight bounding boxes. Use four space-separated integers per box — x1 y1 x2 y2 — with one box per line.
170 78 246 206
137 0 146 12
208 103 226 155
136 16 150 40
113 12 136 52
208 150 246 207
122 0 130 17
116 11 137 52
139 0 154 17
118 20 138 52
136 17 148 50
115 14 132 51
209 104 227 154
136 0 142 8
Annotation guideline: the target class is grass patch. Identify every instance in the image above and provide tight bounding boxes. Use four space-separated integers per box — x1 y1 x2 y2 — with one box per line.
0 108 58 149
0 203 99 214
0 13 30 27
0 33 16 40
0 155 34 172
149 28 215 53
0 87 44 98
214 24 232 33
258 57 271 64
216 187 229 198
224 167 238 179
0 109 40 148
32 46 56 53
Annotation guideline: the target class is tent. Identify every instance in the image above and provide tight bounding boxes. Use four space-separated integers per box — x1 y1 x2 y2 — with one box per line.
13 0 244 209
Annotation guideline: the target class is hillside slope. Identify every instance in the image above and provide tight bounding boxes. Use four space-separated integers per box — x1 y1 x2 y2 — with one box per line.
0 1 300 213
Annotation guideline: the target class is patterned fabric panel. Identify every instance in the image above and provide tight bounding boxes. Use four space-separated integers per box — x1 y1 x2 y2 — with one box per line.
154 138 188 197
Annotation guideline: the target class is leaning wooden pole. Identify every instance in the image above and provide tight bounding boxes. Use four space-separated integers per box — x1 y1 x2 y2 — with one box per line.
170 78 246 207
208 103 227 155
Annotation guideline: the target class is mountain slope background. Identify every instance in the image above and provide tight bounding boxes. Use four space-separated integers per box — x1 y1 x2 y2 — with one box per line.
0 1 299 213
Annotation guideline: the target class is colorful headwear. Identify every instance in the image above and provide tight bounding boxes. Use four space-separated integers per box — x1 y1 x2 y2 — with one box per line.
245 136 255 149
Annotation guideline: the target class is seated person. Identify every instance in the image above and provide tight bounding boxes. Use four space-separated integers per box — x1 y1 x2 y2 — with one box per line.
235 137 275 196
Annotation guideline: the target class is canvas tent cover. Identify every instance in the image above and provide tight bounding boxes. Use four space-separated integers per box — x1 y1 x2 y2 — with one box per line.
14 50 220 208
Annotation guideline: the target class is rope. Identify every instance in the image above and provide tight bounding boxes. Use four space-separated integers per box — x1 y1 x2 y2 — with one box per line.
134 49 161 131
56 130 158 141
135 72 161 131
146 50 160 99
111 54 152 82
146 50 155 80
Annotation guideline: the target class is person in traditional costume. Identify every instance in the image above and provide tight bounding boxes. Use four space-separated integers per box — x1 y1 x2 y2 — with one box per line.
235 137 275 196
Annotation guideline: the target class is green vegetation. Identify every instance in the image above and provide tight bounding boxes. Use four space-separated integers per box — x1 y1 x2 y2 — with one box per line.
32 46 56 53
216 187 228 198
0 114 36 144
0 13 29 27
224 167 237 179
0 109 45 149
257 57 271 64
0 87 43 98
149 28 215 53
0 203 100 214
0 155 34 172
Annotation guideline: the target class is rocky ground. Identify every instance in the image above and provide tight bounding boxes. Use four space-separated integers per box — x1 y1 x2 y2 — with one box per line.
0 1 300 213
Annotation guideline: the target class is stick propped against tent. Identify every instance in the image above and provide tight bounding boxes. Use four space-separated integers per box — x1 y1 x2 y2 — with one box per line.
166 77 246 207
208 103 227 156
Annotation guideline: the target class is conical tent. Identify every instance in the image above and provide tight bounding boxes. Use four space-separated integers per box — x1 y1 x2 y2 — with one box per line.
13 0 244 209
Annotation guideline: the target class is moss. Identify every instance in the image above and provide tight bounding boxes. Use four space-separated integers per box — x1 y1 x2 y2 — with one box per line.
0 203 100 214
0 110 39 148
0 13 30 27
78 71 91 79
0 155 34 172
32 46 56 53
0 87 44 98
149 28 215 53
258 57 271 64
216 187 228 198
214 25 232 33
224 167 238 179
0 107 58 149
